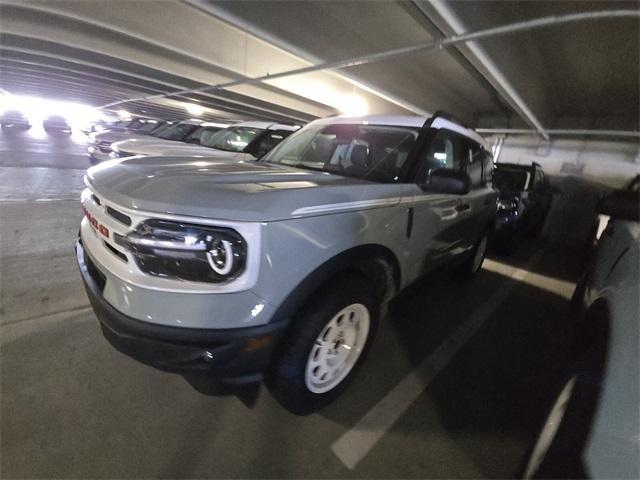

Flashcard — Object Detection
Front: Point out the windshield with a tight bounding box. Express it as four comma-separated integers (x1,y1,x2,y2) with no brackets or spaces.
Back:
494,168,530,191
262,124,419,183
151,123,173,137
185,126,224,145
157,123,199,141
138,121,162,134
128,119,146,130
201,126,264,151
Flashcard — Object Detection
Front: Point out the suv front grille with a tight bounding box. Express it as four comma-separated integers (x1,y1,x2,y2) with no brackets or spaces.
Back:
103,241,128,263
106,206,132,226
84,250,106,292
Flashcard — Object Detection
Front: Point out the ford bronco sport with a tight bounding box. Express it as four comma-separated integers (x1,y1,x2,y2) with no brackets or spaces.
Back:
76,112,496,414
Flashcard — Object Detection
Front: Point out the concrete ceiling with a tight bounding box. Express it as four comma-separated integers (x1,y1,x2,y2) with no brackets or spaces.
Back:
0,0,637,129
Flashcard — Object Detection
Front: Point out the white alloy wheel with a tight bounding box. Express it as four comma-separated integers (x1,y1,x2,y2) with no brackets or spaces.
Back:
305,303,370,394
472,235,488,273
523,377,577,479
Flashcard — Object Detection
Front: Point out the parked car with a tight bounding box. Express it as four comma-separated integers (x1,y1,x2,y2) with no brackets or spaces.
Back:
88,118,170,163
522,180,639,478
490,162,552,249
0,109,31,130
76,112,496,414
182,122,230,145
109,119,204,157
80,118,119,135
43,115,72,134
111,121,299,161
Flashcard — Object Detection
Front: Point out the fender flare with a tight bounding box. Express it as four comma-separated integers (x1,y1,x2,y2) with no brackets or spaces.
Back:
269,244,401,324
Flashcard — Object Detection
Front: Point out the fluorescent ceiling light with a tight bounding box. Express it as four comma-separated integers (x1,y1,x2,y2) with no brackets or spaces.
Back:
339,94,369,116
185,103,204,116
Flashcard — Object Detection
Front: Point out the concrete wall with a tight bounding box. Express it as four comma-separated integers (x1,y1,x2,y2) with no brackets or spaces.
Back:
493,135,640,189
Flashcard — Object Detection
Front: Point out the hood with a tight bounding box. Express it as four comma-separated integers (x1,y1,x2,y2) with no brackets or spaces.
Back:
86,156,403,222
112,137,187,155
92,131,148,144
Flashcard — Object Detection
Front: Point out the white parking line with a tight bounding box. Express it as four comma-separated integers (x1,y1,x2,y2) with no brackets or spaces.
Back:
330,252,544,470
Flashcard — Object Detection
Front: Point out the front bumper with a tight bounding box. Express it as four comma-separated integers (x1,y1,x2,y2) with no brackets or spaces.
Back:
491,211,524,237
76,240,286,385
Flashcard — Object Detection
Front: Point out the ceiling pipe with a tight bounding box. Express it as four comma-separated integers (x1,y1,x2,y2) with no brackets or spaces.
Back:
99,7,640,136
425,0,550,141
186,0,431,117
477,128,640,139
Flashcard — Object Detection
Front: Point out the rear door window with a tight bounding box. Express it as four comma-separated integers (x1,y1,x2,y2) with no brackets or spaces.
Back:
417,129,465,182
481,150,493,184
252,130,293,157
465,140,483,188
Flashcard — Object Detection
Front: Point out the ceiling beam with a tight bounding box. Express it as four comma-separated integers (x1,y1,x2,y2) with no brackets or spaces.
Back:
477,128,640,139
101,7,639,142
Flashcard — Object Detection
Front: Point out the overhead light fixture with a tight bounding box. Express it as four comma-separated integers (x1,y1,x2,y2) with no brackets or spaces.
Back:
185,103,204,116
339,94,369,116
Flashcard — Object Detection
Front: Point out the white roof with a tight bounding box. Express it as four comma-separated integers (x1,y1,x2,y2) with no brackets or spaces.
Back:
232,121,301,131
430,117,488,149
312,115,427,127
200,122,231,128
179,119,205,126
310,114,488,149
268,123,301,131
233,121,276,129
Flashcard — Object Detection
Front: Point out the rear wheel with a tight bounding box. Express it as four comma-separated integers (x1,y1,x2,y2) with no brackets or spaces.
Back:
459,233,488,279
266,274,378,415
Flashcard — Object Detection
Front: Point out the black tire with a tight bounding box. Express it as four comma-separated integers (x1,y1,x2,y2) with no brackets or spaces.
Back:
458,232,488,280
265,274,379,415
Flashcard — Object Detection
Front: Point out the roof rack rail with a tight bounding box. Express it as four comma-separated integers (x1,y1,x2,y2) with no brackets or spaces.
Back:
431,110,468,129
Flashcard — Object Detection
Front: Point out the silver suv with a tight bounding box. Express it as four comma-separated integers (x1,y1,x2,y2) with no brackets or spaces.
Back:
76,112,496,414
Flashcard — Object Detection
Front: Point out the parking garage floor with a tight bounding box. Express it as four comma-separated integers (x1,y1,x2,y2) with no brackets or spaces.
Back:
1,129,591,478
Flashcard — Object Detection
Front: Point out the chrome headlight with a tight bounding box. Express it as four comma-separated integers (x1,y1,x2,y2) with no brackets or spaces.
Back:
497,198,519,212
115,220,247,283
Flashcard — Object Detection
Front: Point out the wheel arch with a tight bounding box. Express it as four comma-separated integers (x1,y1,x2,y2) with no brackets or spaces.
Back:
270,243,401,324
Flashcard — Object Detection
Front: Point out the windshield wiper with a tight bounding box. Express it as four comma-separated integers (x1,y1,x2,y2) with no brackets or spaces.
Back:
290,163,326,173
209,145,236,152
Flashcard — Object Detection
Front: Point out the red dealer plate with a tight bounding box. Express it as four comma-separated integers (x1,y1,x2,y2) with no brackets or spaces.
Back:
82,206,110,238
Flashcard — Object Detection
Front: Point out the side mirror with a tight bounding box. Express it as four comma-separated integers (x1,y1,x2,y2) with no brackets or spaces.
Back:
422,168,470,195
597,189,639,222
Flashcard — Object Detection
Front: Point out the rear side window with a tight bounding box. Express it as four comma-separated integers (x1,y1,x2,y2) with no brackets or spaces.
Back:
252,130,293,158
481,150,493,184
417,130,465,182
466,141,483,188
533,169,544,189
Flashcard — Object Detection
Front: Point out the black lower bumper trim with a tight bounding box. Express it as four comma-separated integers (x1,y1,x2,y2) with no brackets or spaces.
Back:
76,240,286,383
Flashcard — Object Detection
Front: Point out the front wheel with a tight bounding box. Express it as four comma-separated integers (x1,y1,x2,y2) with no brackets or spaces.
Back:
266,274,378,415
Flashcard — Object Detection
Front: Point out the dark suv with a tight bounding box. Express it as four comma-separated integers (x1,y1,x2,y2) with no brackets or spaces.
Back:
491,162,552,247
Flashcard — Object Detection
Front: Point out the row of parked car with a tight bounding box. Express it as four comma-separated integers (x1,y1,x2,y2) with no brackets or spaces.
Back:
89,115,555,248
87,116,301,164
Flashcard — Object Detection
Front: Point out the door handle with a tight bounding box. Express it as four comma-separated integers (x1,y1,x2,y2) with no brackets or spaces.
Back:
455,203,471,213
